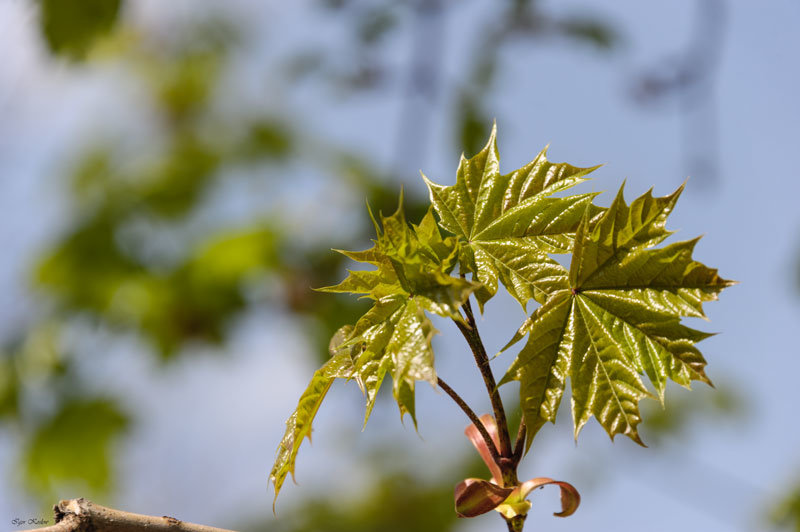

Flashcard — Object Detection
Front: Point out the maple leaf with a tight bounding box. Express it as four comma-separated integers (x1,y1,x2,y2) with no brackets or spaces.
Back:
499,183,734,448
270,198,480,504
270,126,735,524
268,326,359,509
320,201,479,424
423,124,601,310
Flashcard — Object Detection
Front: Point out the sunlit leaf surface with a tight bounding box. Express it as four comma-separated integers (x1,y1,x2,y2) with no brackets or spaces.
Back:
272,128,733,513
500,184,733,447
270,200,479,503
423,124,600,310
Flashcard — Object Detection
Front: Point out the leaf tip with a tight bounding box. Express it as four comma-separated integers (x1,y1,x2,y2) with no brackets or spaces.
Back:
572,423,584,443
496,371,514,388
396,186,405,214
398,407,420,433
269,473,285,515
616,179,627,198
622,428,647,448
365,199,381,236
478,120,499,158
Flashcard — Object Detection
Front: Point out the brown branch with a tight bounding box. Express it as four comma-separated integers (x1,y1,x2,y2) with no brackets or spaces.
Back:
512,418,527,464
437,376,500,463
23,498,237,532
455,300,513,459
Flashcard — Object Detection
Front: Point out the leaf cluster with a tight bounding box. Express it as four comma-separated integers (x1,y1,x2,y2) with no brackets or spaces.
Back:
270,125,733,504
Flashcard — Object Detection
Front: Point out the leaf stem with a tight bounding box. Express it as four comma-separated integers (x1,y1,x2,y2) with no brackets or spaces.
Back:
437,377,500,463
505,514,526,532
455,299,513,459
512,419,526,465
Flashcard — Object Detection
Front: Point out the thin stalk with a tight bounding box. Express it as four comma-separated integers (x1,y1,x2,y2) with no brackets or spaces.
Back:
455,298,513,458
505,514,526,532
455,283,526,531
512,419,527,464
437,377,500,463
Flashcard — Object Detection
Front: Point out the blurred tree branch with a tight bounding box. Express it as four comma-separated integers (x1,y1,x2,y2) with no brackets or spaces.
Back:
631,0,727,185
23,498,236,532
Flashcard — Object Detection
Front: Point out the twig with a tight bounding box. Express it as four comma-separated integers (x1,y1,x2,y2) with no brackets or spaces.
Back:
512,418,527,464
22,498,236,532
455,300,513,459
437,376,500,463
505,514,527,532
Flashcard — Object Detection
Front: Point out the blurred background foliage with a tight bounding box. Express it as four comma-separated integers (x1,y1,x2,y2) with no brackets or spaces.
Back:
38,0,122,60
1,0,795,531
771,483,800,532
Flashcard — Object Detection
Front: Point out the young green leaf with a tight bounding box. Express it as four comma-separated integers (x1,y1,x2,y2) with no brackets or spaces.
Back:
320,202,479,426
500,183,734,448
271,199,481,505
422,124,601,311
269,330,358,507
319,202,478,421
321,204,478,321
341,294,437,427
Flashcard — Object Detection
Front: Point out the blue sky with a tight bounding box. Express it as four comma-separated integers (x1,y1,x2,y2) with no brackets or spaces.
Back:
1,1,799,530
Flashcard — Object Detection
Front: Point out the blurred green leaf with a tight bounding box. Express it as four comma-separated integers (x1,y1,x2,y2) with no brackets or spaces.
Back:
357,7,397,45
154,52,222,122
559,17,618,50
23,398,129,500
37,220,280,359
38,0,122,59
770,480,800,532
266,472,459,532
137,227,280,357
239,121,293,160
261,440,493,532
281,250,371,362
187,229,278,287
640,384,742,443
71,149,114,208
37,213,142,314
455,95,490,158
140,134,221,217
336,155,430,223
0,355,19,419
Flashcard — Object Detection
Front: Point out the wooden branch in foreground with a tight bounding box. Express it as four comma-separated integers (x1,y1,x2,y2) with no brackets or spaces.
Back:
22,498,238,532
